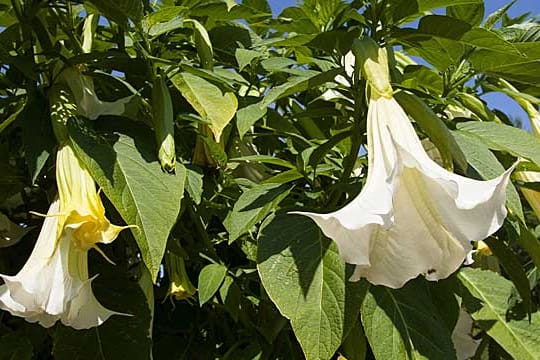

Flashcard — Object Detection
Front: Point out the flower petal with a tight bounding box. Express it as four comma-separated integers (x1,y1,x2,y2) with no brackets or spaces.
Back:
61,278,128,330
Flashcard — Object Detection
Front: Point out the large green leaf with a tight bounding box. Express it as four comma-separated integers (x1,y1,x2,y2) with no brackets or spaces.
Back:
390,0,483,24
446,2,484,26
21,94,55,184
86,0,143,25
198,263,227,306
399,15,519,54
236,102,267,139
453,130,524,221
53,259,152,360
171,72,238,142
459,268,540,360
68,121,186,280
224,183,291,243
484,236,532,316
361,281,457,360
262,68,342,107
456,121,540,166
469,43,540,85
257,215,367,360
0,333,33,360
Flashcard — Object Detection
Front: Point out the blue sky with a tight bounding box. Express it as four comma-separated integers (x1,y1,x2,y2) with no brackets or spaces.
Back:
266,0,540,128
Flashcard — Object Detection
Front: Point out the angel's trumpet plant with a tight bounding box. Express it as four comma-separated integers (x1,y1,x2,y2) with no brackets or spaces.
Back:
292,38,514,288
0,87,133,329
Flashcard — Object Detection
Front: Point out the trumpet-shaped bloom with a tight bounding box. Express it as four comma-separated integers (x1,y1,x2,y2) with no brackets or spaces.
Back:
0,145,131,328
293,43,513,288
60,67,134,120
166,252,196,301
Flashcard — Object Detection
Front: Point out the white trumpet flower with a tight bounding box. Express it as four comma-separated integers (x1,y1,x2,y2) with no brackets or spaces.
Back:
60,67,134,120
0,145,132,329
293,41,513,288
0,200,122,329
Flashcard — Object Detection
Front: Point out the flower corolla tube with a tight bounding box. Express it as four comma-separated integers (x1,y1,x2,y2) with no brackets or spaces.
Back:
60,67,134,121
293,40,514,288
0,145,132,328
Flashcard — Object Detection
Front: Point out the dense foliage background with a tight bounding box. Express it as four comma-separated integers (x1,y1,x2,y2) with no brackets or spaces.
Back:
1,0,540,359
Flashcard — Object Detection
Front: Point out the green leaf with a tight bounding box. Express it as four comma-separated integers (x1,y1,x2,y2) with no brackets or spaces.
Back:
257,215,367,360
186,19,213,70
68,121,186,280
86,0,143,25
361,280,457,360
21,95,55,184
395,91,467,171
262,169,304,184
236,102,267,139
0,213,32,248
235,48,262,71
484,236,532,316
171,72,238,142
341,321,367,360
456,121,540,166
185,165,204,205
262,68,342,107
0,98,25,134
413,15,519,54
224,183,291,243
468,42,540,86
219,276,241,321
453,130,524,221
516,222,540,271
447,2,484,26
459,268,540,360
229,155,296,169
53,260,152,360
0,333,33,360
390,0,483,24
483,0,517,29
198,263,227,306
401,65,444,94
308,130,352,169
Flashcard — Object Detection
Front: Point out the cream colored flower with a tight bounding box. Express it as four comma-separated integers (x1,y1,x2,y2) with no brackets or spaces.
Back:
452,309,480,360
292,41,513,288
166,252,196,301
59,67,133,120
0,145,132,328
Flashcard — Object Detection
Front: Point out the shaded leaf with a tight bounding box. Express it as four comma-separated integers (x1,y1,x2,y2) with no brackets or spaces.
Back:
198,263,227,306
459,268,540,360
68,121,186,280
257,215,367,360
457,121,540,166
361,280,457,360
172,72,238,142
224,183,291,243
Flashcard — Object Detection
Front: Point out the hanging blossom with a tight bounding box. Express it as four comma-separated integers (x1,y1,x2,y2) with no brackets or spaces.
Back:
292,39,514,288
58,67,135,121
0,145,133,329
